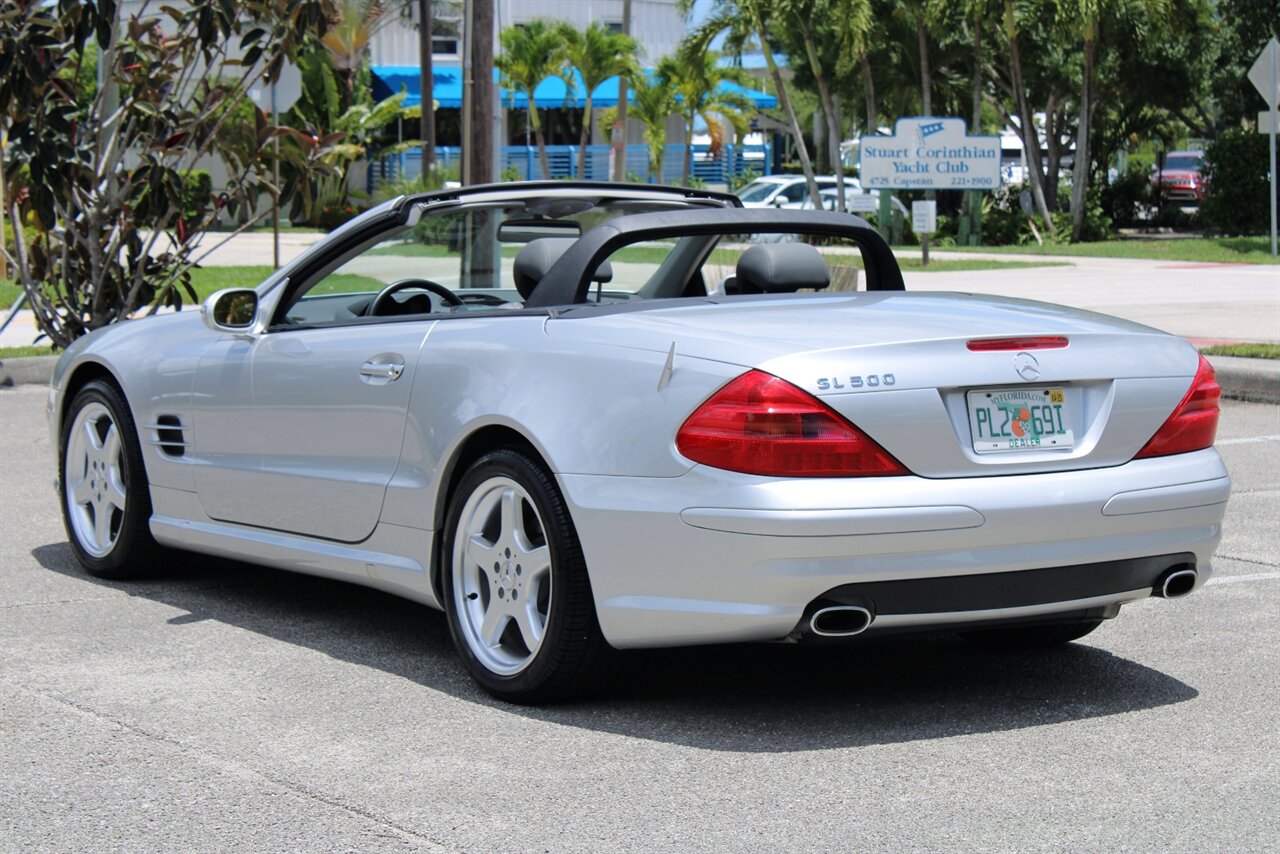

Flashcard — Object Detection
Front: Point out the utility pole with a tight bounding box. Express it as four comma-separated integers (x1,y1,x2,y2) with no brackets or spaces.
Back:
461,0,495,187
271,81,280,270
418,0,435,184
610,0,633,183
462,0,497,285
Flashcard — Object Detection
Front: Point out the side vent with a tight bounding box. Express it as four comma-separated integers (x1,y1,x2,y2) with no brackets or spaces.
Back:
146,415,189,458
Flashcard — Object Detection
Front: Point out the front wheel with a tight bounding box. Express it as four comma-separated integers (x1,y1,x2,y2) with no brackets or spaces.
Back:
59,379,160,578
442,449,616,703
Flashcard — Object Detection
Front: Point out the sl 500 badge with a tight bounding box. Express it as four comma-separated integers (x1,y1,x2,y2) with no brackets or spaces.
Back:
816,374,896,391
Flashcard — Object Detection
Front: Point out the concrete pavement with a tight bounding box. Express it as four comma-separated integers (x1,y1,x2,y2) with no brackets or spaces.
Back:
2,384,1277,851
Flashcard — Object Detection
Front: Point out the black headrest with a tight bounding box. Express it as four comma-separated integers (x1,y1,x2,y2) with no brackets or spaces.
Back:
735,243,830,294
512,237,613,300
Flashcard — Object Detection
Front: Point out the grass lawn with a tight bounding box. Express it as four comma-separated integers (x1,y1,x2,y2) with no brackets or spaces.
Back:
0,266,278,307
0,344,61,358
938,236,1279,264
1201,343,1280,359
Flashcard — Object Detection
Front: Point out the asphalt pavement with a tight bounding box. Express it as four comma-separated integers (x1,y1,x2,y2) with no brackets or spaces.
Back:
1,383,1277,852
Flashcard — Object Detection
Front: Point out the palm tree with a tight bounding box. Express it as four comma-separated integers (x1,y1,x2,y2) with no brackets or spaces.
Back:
661,48,753,186
496,19,572,180
686,0,821,205
322,0,394,106
562,22,640,180
1062,0,1165,240
627,71,679,182
779,0,875,210
1000,0,1055,233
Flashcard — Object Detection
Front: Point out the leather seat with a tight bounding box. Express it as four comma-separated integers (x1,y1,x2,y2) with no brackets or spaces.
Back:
734,243,831,294
513,238,613,301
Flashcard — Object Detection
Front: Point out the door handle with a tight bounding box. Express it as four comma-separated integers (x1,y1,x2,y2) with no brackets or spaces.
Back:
359,360,404,381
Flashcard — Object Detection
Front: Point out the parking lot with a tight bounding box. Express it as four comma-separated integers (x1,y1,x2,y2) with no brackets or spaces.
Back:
1,383,1277,852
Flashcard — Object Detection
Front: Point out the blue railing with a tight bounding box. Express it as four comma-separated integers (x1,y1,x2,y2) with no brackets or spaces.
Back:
368,143,772,192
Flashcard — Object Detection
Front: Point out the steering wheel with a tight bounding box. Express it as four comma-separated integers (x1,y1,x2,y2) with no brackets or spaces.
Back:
365,278,463,316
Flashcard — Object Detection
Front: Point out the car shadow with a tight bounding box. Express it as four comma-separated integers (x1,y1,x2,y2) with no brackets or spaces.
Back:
33,542,1198,753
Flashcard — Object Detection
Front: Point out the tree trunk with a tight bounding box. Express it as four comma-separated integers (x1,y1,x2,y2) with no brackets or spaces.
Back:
801,25,845,210
917,14,931,116
418,0,435,180
755,13,820,206
466,0,495,186
577,93,593,179
1045,97,1060,211
611,0,632,182
917,13,935,208
681,115,693,185
971,18,982,128
1070,35,1095,241
1005,2,1055,233
532,110,551,180
861,53,877,134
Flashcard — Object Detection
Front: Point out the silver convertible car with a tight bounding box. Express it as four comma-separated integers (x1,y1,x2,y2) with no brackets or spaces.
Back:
50,183,1230,702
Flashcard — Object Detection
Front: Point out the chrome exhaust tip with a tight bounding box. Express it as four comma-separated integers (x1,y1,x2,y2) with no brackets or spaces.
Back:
1155,568,1198,599
809,605,874,637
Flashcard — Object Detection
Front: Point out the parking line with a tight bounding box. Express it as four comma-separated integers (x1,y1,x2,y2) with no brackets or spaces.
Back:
1217,435,1280,446
1207,571,1280,585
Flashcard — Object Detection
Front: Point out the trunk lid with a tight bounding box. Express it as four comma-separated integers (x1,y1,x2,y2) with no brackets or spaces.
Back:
547,293,1201,476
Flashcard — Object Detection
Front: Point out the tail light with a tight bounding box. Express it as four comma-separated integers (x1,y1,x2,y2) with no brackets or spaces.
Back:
676,370,908,477
1135,355,1220,459
967,336,1068,351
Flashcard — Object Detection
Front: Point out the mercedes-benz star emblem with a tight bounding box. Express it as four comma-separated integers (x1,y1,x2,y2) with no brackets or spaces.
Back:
1013,352,1041,381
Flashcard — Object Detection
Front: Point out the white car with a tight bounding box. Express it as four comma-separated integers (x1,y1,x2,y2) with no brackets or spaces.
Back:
736,174,840,207
51,182,1229,703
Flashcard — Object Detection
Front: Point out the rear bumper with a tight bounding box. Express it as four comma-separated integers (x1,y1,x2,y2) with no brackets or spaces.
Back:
559,449,1229,649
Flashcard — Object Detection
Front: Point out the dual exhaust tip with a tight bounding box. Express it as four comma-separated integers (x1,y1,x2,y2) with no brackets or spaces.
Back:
1154,567,1198,599
806,566,1197,637
808,604,874,638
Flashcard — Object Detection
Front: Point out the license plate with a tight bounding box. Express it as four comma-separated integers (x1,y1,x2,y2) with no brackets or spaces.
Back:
966,387,1075,453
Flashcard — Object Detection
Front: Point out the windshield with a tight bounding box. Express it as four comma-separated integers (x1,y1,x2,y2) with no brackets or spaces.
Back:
736,181,781,203
1164,155,1202,172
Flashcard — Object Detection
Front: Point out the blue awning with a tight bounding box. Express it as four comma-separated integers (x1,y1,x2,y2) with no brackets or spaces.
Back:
370,65,777,110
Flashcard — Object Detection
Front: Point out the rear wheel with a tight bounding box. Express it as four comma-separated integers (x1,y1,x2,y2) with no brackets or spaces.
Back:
958,619,1103,648
442,449,616,703
59,379,159,578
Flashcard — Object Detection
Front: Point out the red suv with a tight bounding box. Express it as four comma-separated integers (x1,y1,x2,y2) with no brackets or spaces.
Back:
1152,150,1206,203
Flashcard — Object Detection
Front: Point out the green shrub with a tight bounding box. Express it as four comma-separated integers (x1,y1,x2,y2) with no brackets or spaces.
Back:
982,184,1035,246
1201,129,1270,235
180,170,214,222
316,203,361,231
1101,164,1154,228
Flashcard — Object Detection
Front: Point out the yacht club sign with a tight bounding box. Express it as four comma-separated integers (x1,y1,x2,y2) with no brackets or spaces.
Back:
859,117,1001,190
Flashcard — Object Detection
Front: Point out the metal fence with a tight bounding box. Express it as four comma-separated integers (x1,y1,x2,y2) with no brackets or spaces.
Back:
367,143,773,192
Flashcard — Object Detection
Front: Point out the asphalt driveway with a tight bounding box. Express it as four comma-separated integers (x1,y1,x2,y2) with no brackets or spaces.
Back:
2,384,1277,852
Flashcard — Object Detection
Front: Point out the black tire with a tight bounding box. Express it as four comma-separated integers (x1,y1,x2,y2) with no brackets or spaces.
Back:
59,379,160,579
958,618,1103,649
442,448,617,703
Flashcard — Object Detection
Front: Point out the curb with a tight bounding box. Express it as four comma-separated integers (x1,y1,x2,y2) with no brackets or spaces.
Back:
1205,355,1280,405
0,356,56,389
4,353,1278,405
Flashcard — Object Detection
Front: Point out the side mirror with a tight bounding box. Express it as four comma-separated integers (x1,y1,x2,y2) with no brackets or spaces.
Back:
202,288,259,333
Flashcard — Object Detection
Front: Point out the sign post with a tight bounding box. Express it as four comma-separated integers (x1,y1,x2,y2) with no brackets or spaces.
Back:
1248,37,1279,257
912,200,937,266
859,117,1002,191
859,117,1001,251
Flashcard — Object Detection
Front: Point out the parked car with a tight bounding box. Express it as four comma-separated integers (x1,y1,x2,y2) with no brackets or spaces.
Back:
51,182,1228,703
1152,150,1207,203
736,174,840,207
794,185,878,214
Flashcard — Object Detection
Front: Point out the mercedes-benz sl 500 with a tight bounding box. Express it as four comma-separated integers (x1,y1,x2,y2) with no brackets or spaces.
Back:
49,183,1229,702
